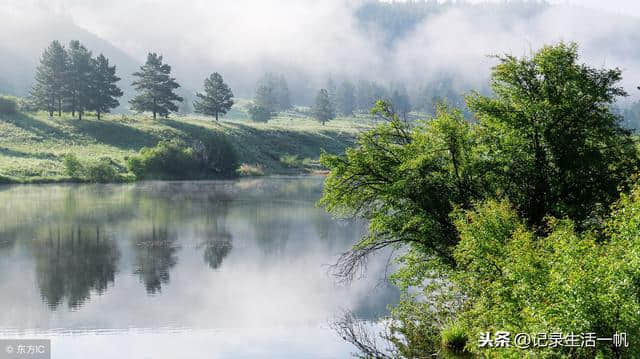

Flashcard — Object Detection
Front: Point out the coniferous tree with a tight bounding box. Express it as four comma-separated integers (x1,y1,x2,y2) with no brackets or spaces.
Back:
31,40,68,116
312,88,335,125
90,54,123,120
249,84,275,122
65,40,93,120
337,80,356,116
391,84,411,119
326,77,338,110
193,72,234,121
255,73,279,113
277,74,292,111
130,53,183,120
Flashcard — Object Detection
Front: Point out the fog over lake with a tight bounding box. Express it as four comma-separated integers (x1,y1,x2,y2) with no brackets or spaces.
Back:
0,177,397,358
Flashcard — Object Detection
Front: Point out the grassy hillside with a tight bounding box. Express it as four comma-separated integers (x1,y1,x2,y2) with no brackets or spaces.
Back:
0,109,373,183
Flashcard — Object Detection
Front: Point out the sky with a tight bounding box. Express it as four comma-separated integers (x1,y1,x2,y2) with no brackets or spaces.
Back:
2,0,640,102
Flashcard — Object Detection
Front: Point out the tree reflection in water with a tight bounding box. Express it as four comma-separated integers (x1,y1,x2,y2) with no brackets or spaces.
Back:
34,225,120,310
133,225,179,295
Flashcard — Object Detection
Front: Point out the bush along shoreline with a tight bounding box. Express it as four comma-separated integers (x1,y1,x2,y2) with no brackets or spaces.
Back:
56,138,240,183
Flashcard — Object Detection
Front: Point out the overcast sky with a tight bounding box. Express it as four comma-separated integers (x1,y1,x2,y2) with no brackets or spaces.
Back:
3,0,640,101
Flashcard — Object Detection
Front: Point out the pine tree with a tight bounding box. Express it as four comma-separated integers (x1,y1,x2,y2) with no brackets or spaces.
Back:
31,40,68,116
255,73,278,113
326,77,337,110
277,75,292,111
90,54,123,120
130,53,183,120
193,72,234,121
312,88,335,125
65,40,94,120
249,84,275,122
337,80,356,116
391,84,411,119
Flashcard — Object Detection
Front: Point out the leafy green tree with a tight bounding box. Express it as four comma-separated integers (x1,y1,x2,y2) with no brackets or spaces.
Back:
90,54,123,120
65,40,94,120
337,80,356,116
31,40,68,116
130,53,183,120
321,43,640,357
467,42,638,227
312,89,335,125
193,72,234,121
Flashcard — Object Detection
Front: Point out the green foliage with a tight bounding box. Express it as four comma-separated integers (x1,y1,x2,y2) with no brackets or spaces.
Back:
31,40,68,116
90,53,123,119
85,158,119,183
467,42,638,226
65,40,94,120
193,72,234,121
30,40,122,119
130,53,183,120
312,88,336,125
440,323,469,352
126,138,238,180
321,101,482,267
253,72,290,113
0,96,18,115
62,154,83,177
320,43,640,358
337,80,356,116
247,103,272,122
62,154,121,182
280,154,302,168
451,199,640,358
390,85,411,118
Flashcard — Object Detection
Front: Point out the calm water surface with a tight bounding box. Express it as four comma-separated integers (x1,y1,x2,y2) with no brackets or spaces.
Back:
0,177,397,358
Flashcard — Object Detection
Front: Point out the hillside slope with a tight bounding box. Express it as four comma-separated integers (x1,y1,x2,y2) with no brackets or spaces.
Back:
0,110,369,183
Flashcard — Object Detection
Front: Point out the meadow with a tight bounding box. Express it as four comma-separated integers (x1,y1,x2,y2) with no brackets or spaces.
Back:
0,105,374,183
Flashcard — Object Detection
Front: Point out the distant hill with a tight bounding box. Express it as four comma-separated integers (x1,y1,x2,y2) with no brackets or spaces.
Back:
0,7,139,109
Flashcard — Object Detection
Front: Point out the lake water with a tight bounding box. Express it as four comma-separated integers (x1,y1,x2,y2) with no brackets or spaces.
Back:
0,177,397,358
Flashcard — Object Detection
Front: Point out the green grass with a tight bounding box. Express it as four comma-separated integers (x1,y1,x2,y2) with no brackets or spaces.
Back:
0,108,373,183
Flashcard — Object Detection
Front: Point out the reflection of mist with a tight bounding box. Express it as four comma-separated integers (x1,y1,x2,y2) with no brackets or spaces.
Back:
33,225,120,310
132,225,179,295
0,177,398,340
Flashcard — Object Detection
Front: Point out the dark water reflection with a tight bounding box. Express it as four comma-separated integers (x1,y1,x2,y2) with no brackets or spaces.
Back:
0,177,397,358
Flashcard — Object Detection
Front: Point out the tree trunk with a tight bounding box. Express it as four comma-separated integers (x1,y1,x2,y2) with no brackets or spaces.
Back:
153,111,156,120
97,111,101,120
215,112,219,122
79,111,82,120
58,99,62,117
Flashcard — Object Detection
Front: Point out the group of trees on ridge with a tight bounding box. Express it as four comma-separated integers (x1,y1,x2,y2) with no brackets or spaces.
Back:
29,40,469,125
32,40,122,120
31,40,235,121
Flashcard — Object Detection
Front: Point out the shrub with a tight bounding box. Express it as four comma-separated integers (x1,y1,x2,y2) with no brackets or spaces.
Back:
247,104,272,122
127,138,238,180
85,158,119,183
280,154,302,168
62,154,84,178
440,323,468,352
0,96,18,115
